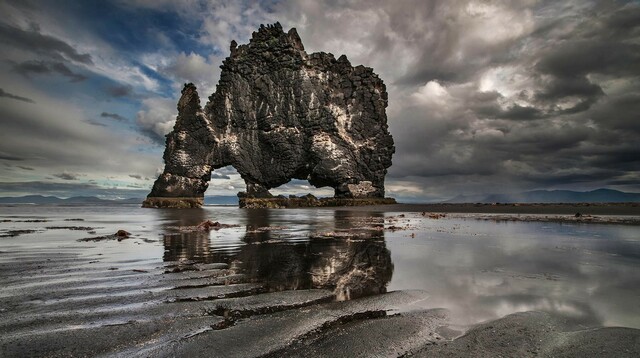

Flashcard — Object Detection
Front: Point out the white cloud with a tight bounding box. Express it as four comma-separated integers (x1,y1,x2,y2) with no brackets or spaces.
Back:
136,97,177,142
198,2,277,49
161,51,221,95
410,81,453,108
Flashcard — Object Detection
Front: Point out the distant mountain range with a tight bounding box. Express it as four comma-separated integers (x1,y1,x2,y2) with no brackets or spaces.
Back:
1,189,638,205
445,189,640,203
203,196,238,205
0,195,142,205
0,195,240,205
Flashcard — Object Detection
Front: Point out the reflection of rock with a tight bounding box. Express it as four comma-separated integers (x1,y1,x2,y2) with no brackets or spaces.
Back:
160,209,212,263
144,22,394,208
237,210,393,299
159,208,393,300
311,240,393,301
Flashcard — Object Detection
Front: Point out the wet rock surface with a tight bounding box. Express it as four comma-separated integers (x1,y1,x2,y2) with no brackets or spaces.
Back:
0,229,40,237
239,196,396,208
144,23,394,208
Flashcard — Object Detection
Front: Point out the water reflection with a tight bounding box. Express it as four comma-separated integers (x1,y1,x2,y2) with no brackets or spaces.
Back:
161,209,210,262
154,208,640,328
160,209,393,300
385,219,640,328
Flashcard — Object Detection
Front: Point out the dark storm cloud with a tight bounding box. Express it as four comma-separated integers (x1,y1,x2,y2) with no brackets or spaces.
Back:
605,4,640,33
0,181,97,192
52,172,80,180
588,93,640,132
0,23,93,64
585,146,640,171
375,0,640,196
83,119,107,127
535,40,640,79
105,84,134,97
533,76,604,113
0,151,26,161
17,166,34,171
515,169,627,187
387,1,532,86
101,112,128,122
474,103,545,121
0,88,35,103
11,60,87,82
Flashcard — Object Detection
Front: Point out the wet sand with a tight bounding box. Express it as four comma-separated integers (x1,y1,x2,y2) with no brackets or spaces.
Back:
329,202,640,214
1,205,639,357
328,202,640,225
2,248,638,357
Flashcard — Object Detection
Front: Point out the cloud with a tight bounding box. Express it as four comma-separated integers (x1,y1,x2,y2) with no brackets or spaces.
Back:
104,84,134,97
11,60,87,82
161,51,221,95
0,87,35,103
0,150,26,161
82,119,107,127
17,166,34,170
101,112,128,122
135,96,176,144
211,173,231,180
269,179,334,197
0,22,92,64
129,174,143,179
0,89,162,182
52,172,81,180
362,1,640,196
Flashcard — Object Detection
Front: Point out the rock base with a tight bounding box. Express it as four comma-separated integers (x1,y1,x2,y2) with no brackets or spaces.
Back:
239,197,397,209
142,197,203,209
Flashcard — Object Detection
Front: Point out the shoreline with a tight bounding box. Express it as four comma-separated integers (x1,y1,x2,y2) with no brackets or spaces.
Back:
328,202,640,215
286,202,640,225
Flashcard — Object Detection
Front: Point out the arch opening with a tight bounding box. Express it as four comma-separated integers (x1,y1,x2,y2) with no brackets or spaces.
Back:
203,166,335,205
203,165,243,205
269,179,334,198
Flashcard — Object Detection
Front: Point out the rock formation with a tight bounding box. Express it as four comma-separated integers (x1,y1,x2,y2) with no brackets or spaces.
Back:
143,22,394,208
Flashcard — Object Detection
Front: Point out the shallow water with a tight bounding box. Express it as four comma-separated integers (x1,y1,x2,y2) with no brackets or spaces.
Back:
1,205,639,356
1,205,638,327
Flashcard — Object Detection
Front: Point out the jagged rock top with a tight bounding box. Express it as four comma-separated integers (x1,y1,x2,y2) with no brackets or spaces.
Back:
144,23,394,207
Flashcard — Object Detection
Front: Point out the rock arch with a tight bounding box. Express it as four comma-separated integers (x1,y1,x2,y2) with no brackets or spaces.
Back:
143,23,394,208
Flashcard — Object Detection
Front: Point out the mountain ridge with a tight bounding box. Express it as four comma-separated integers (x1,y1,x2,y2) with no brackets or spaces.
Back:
445,189,640,203
1,188,639,205
0,195,241,205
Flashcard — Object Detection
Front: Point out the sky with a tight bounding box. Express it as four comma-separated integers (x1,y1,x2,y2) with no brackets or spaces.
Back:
0,0,638,202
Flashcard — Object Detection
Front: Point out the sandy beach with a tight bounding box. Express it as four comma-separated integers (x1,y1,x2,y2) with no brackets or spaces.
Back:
1,205,639,357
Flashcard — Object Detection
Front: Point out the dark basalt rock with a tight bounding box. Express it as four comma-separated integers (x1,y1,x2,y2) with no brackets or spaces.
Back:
144,22,394,208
